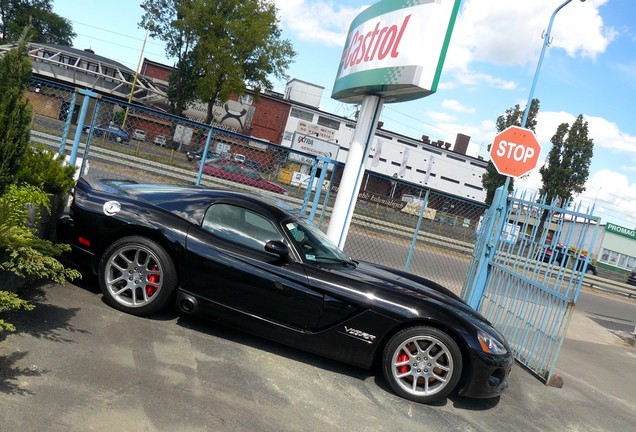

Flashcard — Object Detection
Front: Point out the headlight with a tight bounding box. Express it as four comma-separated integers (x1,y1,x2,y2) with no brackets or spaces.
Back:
477,330,508,355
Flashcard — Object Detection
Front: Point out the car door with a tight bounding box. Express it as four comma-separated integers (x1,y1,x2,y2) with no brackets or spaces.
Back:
183,202,323,331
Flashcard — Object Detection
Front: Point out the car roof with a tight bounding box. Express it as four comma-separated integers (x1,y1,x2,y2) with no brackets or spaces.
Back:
82,177,301,222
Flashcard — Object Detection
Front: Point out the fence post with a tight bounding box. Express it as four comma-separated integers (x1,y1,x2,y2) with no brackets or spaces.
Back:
69,89,99,167
318,167,337,228
59,91,77,154
195,127,214,186
308,156,331,222
404,190,430,272
77,99,102,177
300,157,320,216
467,185,507,309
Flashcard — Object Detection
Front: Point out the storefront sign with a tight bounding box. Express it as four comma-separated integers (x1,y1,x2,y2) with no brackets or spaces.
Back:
332,0,461,104
288,132,339,165
606,223,636,239
296,121,336,141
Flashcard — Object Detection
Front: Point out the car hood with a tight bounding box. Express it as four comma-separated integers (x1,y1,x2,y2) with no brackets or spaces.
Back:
312,260,488,325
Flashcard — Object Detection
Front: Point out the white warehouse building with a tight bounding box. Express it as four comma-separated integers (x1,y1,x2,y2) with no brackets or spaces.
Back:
279,79,488,202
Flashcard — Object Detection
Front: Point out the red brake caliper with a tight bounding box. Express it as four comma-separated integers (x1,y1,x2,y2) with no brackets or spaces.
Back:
397,350,409,374
146,265,159,297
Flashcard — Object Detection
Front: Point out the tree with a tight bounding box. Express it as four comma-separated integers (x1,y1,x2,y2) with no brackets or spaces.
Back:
0,28,32,195
140,0,296,122
481,99,540,204
0,0,75,45
0,27,79,333
539,114,594,205
166,51,198,115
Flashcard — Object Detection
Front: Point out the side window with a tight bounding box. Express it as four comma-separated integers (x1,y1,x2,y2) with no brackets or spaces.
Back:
202,203,283,251
286,222,320,261
222,162,240,174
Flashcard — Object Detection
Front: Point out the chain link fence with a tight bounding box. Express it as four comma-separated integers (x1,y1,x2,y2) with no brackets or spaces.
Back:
328,171,487,293
27,77,486,292
28,78,319,201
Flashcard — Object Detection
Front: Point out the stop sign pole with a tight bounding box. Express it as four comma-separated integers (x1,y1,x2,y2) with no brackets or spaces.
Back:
490,126,542,179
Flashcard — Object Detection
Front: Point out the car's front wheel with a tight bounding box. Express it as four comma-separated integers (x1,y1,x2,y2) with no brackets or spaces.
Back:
382,326,462,404
98,236,177,316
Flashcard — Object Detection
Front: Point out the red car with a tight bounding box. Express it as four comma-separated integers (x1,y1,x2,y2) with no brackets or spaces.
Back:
197,159,287,195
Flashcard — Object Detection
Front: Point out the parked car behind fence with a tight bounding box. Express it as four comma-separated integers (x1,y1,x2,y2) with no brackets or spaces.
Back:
132,129,147,141
82,124,129,143
538,244,597,275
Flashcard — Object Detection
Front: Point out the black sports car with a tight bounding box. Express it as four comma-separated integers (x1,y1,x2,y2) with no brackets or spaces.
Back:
57,177,513,404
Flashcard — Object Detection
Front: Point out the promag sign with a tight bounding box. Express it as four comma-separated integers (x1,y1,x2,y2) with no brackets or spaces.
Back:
331,0,461,104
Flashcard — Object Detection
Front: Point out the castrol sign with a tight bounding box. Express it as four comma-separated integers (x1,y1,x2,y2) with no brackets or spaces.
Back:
332,0,461,104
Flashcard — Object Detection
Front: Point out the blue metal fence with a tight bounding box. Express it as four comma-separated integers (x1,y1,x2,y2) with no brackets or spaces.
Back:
462,185,600,383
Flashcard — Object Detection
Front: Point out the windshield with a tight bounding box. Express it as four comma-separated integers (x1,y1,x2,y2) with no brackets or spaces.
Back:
285,218,351,264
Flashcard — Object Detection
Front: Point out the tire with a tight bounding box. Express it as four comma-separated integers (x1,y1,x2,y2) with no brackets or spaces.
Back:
98,236,177,316
115,136,123,143
382,326,462,404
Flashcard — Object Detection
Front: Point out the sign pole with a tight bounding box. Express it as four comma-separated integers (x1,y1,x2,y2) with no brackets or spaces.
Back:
326,95,383,248
327,0,460,249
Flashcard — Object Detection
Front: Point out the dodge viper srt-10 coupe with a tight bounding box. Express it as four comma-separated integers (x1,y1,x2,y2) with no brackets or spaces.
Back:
57,177,513,404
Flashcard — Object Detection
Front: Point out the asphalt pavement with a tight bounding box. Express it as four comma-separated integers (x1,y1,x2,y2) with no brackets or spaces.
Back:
1,280,635,432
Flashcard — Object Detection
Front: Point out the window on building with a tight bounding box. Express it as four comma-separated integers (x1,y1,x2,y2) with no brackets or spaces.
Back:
239,94,253,105
599,248,636,270
317,116,340,130
464,183,484,191
447,154,466,162
290,107,313,122
440,176,460,184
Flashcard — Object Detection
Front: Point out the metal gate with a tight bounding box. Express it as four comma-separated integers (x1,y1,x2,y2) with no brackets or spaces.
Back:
462,185,600,383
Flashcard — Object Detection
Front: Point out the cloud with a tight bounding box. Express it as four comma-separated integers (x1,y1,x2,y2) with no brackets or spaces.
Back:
426,110,456,122
578,170,636,227
443,0,615,89
442,99,475,113
275,0,368,46
529,111,636,169
584,115,636,155
447,70,518,91
450,0,612,67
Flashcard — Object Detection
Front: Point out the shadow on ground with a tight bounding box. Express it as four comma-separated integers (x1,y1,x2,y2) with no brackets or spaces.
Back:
0,280,86,395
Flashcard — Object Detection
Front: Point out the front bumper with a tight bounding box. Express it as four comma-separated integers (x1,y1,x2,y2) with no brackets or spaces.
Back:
459,349,514,399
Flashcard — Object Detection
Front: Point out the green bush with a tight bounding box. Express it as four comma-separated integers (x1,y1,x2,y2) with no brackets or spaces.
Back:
0,184,81,282
16,145,76,196
0,184,81,332
0,28,32,196
0,290,34,332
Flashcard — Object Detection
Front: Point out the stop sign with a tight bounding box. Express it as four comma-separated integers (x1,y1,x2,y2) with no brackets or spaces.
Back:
489,126,541,178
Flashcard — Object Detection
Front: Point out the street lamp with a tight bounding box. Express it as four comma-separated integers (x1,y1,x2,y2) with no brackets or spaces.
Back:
521,0,586,128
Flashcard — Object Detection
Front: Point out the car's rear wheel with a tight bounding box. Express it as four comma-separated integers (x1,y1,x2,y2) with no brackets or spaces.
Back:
98,236,177,316
382,326,462,404
115,136,123,143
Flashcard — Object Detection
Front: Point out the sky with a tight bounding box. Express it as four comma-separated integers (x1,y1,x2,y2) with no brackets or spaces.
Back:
51,0,636,228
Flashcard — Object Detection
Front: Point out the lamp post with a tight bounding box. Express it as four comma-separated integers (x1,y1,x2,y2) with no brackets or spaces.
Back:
521,0,586,128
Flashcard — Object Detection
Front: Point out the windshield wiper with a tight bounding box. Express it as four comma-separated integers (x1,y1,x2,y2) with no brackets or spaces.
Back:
314,256,358,268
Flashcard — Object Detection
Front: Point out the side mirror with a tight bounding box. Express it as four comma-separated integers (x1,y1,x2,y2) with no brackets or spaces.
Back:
265,240,289,257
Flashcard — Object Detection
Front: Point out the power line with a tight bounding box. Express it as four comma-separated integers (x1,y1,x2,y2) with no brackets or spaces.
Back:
69,20,165,48
73,31,166,59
